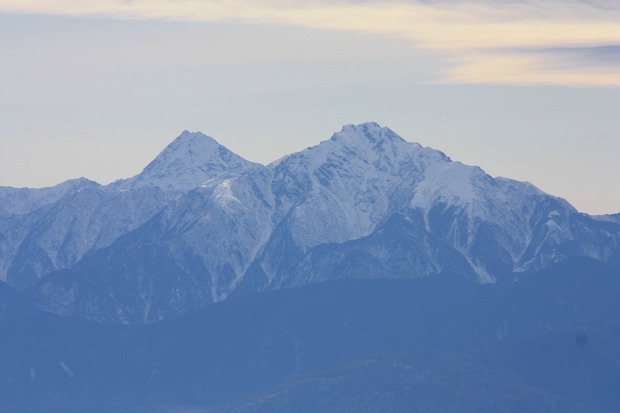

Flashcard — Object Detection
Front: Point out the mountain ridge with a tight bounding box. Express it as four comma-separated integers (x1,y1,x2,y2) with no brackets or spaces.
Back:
1,122,618,323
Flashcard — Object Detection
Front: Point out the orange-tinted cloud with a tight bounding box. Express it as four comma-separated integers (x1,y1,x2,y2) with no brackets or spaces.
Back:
2,0,619,85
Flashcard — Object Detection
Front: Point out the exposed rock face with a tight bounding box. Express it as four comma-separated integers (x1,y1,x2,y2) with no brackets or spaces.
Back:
1,123,618,323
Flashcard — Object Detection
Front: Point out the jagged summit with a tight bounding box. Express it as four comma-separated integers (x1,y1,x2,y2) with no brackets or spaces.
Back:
159,130,218,155
327,122,412,154
332,122,407,145
273,122,424,171
326,122,452,167
115,131,262,192
2,123,619,323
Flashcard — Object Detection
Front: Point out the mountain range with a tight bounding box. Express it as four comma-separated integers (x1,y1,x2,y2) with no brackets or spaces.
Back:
0,122,618,324
1,122,619,412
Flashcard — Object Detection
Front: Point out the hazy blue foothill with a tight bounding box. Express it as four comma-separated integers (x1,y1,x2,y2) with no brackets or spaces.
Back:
1,259,619,412
1,123,619,412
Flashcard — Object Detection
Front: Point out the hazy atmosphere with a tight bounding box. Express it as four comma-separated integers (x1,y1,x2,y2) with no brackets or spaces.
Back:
2,4,620,412
1,0,619,214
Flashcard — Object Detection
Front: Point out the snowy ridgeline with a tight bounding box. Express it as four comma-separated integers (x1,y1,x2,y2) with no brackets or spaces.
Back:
1,122,618,323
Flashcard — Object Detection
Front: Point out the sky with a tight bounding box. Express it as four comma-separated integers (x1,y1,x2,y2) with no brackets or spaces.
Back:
0,0,619,214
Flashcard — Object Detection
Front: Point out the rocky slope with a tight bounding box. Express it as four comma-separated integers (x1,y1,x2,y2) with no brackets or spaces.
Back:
1,123,618,323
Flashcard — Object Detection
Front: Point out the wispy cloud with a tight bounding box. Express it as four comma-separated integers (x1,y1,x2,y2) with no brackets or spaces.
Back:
2,0,619,85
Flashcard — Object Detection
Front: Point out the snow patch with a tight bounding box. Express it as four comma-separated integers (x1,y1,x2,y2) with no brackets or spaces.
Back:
59,361,75,378
214,179,240,206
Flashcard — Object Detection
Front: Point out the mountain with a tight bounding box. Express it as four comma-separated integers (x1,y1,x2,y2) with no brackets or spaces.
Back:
2,259,619,412
1,122,619,323
1,123,619,412
112,130,262,192
0,131,259,290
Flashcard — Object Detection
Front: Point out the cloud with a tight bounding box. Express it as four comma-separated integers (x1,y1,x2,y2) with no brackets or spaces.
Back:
443,50,620,86
2,0,619,86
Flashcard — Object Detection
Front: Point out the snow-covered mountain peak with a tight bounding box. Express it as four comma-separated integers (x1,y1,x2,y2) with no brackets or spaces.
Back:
162,130,218,154
276,122,424,172
331,122,417,152
115,131,262,192
143,130,227,175
328,122,456,168
265,123,436,249
334,122,406,144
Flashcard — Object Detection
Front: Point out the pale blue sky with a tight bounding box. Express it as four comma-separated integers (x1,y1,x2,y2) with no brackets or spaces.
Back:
1,1,619,214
